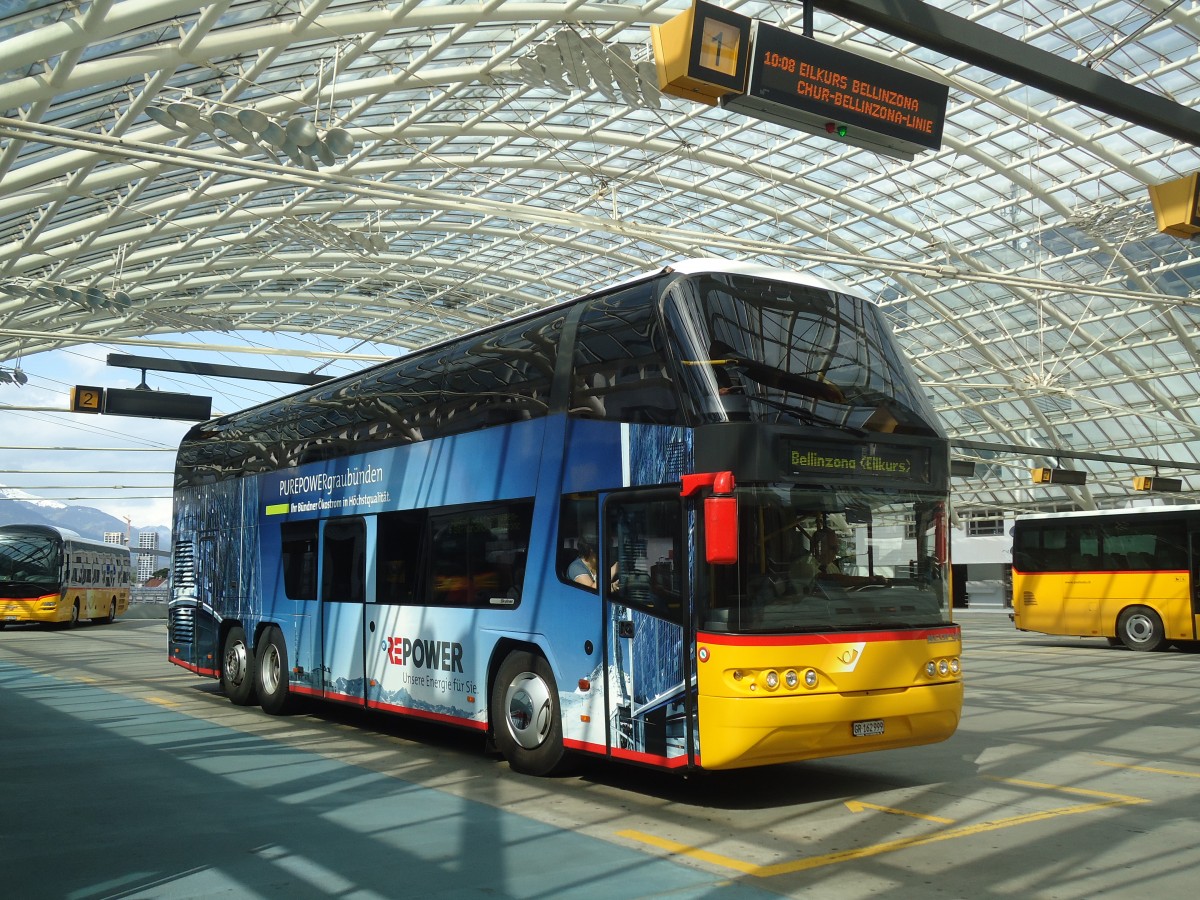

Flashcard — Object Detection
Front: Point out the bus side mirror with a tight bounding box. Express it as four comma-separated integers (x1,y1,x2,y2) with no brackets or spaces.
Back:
704,494,738,565
682,470,739,565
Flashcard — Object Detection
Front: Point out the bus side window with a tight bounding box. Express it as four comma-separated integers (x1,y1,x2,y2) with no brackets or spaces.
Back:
280,521,318,600
377,510,427,604
558,494,600,592
322,517,366,603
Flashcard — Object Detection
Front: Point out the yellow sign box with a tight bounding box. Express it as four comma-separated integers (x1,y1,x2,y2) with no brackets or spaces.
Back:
651,1,751,105
70,384,104,413
1148,172,1200,238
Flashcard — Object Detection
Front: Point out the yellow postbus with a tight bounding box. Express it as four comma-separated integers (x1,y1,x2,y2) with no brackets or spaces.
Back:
0,524,131,628
1011,506,1200,651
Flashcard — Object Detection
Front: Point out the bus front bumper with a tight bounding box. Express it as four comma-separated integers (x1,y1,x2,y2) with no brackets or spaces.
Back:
697,681,963,770
1,596,67,625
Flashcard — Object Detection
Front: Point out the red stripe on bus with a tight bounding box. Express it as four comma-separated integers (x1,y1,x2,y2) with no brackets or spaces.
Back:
367,697,488,731
169,656,218,677
697,627,959,646
563,737,691,768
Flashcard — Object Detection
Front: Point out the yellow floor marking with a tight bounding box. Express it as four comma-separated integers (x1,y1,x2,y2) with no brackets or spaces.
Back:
844,800,955,823
619,779,1147,877
985,775,1144,803
1094,760,1200,779
146,697,181,708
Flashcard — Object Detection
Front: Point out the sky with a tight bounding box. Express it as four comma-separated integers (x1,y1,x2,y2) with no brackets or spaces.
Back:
0,332,400,530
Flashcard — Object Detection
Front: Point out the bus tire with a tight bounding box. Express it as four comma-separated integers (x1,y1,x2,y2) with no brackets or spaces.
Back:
65,600,80,629
98,599,116,624
220,626,258,706
1117,607,1167,652
256,627,293,716
491,651,565,776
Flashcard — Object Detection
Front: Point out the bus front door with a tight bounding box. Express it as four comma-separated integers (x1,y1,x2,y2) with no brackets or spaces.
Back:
319,516,370,704
602,490,693,768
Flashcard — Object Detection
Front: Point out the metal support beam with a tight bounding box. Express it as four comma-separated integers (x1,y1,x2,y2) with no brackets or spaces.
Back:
107,353,328,386
952,438,1200,472
814,0,1200,147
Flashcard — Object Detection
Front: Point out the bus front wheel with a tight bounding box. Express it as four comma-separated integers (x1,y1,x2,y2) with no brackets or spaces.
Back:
1117,607,1167,652
491,651,565,776
256,627,293,716
220,626,258,705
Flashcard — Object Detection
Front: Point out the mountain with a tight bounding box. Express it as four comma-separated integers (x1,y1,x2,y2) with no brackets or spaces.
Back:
0,487,170,546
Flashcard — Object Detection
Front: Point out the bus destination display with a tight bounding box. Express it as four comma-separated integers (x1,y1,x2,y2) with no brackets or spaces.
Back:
784,439,931,484
741,21,948,156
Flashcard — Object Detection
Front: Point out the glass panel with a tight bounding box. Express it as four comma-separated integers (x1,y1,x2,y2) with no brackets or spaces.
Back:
699,486,950,633
605,492,684,624
0,531,61,591
664,273,942,436
571,283,683,425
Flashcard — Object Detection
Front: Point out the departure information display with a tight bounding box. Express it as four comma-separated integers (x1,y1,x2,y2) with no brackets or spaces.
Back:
746,21,948,154
784,439,932,484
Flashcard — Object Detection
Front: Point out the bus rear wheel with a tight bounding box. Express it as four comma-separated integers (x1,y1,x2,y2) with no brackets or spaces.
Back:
220,626,258,705
256,627,293,716
1117,607,1167,652
491,651,565,776
97,599,116,625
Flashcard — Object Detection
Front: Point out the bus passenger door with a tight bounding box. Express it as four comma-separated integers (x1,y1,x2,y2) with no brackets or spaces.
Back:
320,516,370,704
602,490,691,767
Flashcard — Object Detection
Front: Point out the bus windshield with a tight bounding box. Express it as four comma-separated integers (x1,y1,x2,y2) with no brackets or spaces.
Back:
700,487,950,633
664,273,941,435
0,531,62,595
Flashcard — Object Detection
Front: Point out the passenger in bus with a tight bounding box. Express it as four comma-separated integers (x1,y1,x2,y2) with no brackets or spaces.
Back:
568,538,617,592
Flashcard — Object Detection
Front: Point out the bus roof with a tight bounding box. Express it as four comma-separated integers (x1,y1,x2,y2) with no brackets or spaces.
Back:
663,258,869,300
1016,504,1200,522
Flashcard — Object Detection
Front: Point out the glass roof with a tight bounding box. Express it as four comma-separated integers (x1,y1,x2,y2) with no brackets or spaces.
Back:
0,0,1199,516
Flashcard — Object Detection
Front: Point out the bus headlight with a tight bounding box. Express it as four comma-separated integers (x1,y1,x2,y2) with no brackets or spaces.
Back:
937,659,950,677
949,657,961,675
785,669,799,689
925,661,937,678
804,668,818,688
764,670,779,690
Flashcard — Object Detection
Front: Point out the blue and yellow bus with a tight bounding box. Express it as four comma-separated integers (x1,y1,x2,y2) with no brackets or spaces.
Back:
168,259,961,774
0,524,131,628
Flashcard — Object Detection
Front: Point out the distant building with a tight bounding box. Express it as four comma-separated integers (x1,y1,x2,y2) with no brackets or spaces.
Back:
103,531,125,546
135,531,160,584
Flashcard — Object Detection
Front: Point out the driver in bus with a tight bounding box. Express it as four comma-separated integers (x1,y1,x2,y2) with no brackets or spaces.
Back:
811,526,890,587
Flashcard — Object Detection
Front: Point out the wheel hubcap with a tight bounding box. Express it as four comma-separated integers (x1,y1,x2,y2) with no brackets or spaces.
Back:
261,645,280,694
225,641,247,685
1126,614,1153,643
505,672,552,750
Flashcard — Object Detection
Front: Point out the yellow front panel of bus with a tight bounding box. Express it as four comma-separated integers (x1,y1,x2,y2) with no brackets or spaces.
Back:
695,629,962,770
1013,570,1192,640
1,593,68,624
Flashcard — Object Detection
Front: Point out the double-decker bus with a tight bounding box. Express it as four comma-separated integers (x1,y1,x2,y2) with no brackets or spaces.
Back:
0,524,131,628
168,259,961,774
1012,505,1200,651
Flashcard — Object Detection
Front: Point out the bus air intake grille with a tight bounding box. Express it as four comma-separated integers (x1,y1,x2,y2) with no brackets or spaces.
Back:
170,605,195,643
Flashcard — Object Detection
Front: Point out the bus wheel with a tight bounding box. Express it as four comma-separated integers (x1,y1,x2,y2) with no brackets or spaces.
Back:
66,600,80,629
220,626,258,706
1117,607,1167,652
99,599,116,624
491,651,564,776
256,627,293,716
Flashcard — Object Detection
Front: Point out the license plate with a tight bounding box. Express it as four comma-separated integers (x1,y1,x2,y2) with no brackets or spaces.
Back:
852,719,885,737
